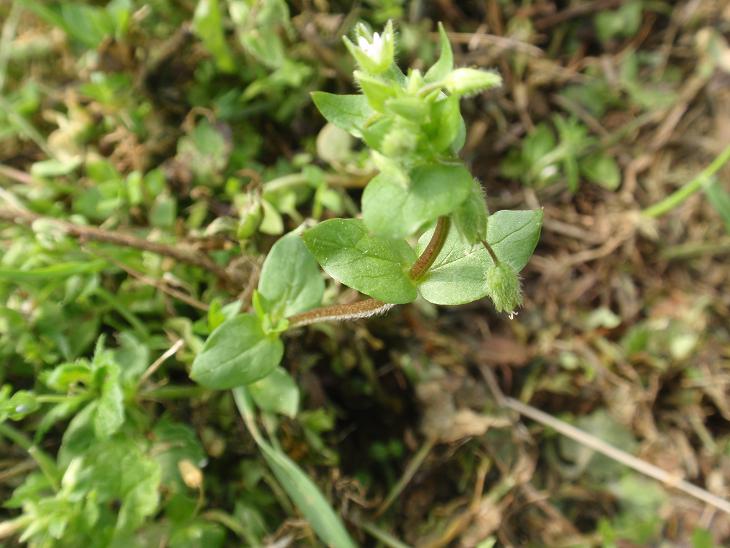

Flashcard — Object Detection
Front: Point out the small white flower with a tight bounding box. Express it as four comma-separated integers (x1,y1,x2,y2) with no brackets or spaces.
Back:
358,32,384,63
344,20,395,75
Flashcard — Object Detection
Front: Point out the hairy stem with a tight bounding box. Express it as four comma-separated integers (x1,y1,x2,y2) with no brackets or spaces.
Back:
0,207,235,287
287,298,394,328
481,239,500,265
409,216,450,279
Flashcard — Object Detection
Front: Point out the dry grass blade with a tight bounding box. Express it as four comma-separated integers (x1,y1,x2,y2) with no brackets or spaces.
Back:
503,397,730,515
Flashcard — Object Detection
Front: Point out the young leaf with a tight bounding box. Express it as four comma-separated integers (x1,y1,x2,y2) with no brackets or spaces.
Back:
258,233,324,318
193,0,235,72
191,314,284,389
248,367,299,418
581,152,621,191
424,23,453,83
487,209,543,272
362,163,472,239
93,363,124,439
302,219,417,304
311,92,373,138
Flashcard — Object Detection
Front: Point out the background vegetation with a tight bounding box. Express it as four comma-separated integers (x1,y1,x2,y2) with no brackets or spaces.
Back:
1,0,729,546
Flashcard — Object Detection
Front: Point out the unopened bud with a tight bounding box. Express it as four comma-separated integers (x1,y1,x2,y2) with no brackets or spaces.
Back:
444,68,502,97
485,262,522,313
381,125,418,157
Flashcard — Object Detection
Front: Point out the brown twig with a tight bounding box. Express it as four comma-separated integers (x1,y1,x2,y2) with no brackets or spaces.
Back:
533,0,625,30
90,248,209,311
0,207,235,287
478,365,730,516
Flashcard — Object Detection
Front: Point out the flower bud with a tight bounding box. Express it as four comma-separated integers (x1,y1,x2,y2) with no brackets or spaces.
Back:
485,262,522,313
444,68,502,97
344,20,395,75
381,124,418,158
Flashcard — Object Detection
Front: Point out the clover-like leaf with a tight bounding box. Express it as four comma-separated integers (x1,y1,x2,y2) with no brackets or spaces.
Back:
362,163,472,239
302,219,417,304
191,314,283,389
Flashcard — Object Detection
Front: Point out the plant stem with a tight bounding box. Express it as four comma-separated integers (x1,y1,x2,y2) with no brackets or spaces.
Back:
409,216,450,279
481,239,500,265
642,144,730,218
287,298,394,328
287,216,452,328
263,172,372,194
0,207,235,287
0,422,33,450
139,385,208,400
0,423,60,491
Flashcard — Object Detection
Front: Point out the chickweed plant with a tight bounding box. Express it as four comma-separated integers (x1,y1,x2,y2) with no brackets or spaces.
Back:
191,21,543,389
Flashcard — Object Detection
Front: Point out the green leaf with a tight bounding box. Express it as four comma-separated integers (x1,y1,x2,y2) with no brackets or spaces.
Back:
30,157,82,178
191,314,284,389
523,124,556,166
453,179,488,243
234,388,357,548
93,363,124,438
0,390,40,421
487,210,543,272
704,178,730,233
595,1,643,43
0,260,107,283
417,209,542,305
248,367,299,418
427,95,463,153
193,0,235,72
581,152,621,190
416,226,491,305
151,419,206,491
311,92,373,138
258,233,324,318
302,219,417,304
362,163,472,239
425,22,453,83
84,437,162,532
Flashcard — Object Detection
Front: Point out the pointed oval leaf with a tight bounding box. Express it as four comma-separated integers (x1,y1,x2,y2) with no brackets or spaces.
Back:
191,314,283,389
425,23,453,83
302,219,417,304
311,92,372,138
258,233,324,318
417,209,542,305
487,209,543,272
249,367,299,418
363,163,472,239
